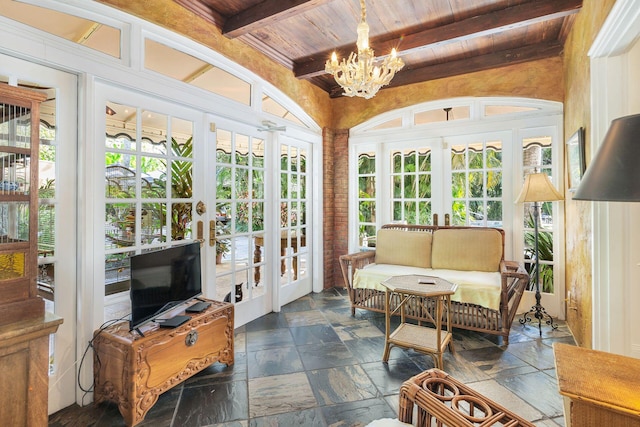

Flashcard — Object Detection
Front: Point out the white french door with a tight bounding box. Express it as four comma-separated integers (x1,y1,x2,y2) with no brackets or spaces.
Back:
0,54,78,414
209,121,315,325
277,135,312,306
442,131,512,238
382,138,446,226
210,117,272,327
377,131,512,236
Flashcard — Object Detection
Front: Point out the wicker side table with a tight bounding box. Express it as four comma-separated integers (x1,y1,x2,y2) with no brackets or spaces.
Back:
398,368,535,426
381,275,457,369
554,343,640,427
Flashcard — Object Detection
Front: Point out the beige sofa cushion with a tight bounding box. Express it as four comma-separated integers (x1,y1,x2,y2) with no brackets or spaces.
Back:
353,264,503,310
431,228,502,272
375,229,432,268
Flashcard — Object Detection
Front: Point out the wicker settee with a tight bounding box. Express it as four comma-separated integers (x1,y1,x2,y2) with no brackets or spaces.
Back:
339,224,529,344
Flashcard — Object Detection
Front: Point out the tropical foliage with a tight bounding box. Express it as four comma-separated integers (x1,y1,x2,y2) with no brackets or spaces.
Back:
104,137,194,244
524,212,554,293
164,137,192,240
357,145,503,234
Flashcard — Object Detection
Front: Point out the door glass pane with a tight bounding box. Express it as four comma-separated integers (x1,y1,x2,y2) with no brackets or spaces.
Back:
418,201,431,224
393,175,401,198
418,149,431,172
105,202,135,249
141,202,162,244
404,175,416,198
141,156,166,198
418,174,431,198
141,111,167,154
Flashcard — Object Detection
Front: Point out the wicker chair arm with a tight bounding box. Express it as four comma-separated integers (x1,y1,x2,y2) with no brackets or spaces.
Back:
344,250,376,268
499,259,530,331
500,260,528,280
339,251,376,290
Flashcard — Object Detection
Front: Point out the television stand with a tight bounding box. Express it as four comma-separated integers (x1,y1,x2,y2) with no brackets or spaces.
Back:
93,299,233,426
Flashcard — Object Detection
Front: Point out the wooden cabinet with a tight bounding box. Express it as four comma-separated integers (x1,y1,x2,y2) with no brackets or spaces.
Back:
0,84,63,426
93,299,234,426
0,312,62,425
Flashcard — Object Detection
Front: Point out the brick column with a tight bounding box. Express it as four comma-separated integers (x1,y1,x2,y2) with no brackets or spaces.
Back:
322,128,350,289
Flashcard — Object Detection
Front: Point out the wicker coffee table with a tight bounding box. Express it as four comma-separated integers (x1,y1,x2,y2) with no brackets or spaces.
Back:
381,274,457,369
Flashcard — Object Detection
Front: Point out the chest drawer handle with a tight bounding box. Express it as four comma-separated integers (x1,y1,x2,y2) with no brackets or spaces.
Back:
185,330,199,346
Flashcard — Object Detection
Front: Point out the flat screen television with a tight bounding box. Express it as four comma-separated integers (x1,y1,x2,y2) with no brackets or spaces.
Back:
129,242,202,331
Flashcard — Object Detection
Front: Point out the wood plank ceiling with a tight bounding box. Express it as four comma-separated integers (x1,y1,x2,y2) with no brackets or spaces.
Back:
174,0,582,97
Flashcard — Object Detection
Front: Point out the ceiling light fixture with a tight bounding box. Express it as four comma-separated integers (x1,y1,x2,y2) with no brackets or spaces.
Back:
325,0,404,99
257,120,286,132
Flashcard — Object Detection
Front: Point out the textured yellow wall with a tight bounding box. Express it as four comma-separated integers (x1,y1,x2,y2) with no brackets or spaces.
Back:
330,57,564,129
562,0,616,348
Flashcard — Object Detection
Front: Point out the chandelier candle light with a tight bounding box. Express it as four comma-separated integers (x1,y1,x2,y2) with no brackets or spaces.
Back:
325,0,404,99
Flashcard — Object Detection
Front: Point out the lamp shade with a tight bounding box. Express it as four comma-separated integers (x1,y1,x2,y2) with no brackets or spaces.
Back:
515,173,563,203
574,114,640,201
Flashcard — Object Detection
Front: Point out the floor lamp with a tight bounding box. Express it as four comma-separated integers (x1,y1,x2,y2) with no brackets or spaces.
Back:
516,172,563,335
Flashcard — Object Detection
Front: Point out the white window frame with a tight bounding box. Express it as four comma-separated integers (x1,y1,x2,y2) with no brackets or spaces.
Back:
349,97,564,319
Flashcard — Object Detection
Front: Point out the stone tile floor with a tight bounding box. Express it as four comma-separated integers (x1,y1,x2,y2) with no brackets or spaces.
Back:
49,287,575,426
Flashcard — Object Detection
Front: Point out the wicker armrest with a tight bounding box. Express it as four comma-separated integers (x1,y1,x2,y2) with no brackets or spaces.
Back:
499,260,530,330
500,260,528,280
343,250,376,267
339,250,376,289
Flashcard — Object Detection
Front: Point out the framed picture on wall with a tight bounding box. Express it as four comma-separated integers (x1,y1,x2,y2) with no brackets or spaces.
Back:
567,127,586,191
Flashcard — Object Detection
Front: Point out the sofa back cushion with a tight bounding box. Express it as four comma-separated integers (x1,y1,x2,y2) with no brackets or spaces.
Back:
375,229,432,268
431,228,502,272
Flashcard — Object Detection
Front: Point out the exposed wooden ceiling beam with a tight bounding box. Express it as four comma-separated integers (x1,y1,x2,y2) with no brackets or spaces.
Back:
328,41,564,97
223,0,332,38
174,0,226,28
238,34,296,69
297,0,581,79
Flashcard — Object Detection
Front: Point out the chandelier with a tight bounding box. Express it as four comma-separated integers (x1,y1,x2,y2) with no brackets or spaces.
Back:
325,0,404,99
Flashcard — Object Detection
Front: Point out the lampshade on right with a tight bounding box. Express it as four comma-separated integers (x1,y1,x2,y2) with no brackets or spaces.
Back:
573,113,640,201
